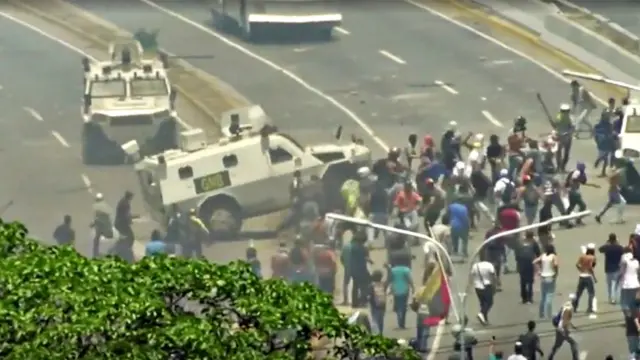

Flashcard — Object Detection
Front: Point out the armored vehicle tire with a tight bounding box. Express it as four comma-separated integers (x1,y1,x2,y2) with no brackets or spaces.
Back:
199,196,243,239
321,162,359,214
82,124,122,165
150,118,179,154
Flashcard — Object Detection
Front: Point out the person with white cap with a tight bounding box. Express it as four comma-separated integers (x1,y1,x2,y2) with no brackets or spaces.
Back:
548,294,580,360
572,243,597,317
493,169,515,208
506,341,527,360
90,192,114,258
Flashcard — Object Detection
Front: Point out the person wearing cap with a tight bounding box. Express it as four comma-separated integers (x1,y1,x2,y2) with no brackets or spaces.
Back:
506,341,527,360
554,103,574,173
572,243,597,317
90,192,113,258
493,169,515,208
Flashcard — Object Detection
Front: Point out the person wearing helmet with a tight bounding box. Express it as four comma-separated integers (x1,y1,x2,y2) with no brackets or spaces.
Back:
570,79,597,137
554,104,574,173
513,115,527,134
91,192,114,258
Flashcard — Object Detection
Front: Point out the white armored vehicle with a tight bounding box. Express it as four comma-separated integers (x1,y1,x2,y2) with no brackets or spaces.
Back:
563,70,640,159
124,105,371,238
212,0,342,42
82,40,178,164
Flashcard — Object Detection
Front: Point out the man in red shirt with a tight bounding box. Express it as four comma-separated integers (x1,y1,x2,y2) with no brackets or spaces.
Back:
393,181,422,231
497,204,521,274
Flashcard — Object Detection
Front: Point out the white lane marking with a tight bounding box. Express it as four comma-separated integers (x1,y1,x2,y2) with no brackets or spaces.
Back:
334,26,350,35
481,96,487,101
23,106,43,121
51,130,70,147
0,84,3,90
435,80,459,95
0,12,192,130
489,59,513,65
482,110,503,127
293,47,311,53
81,173,93,194
403,0,607,106
426,319,445,360
137,0,389,151
379,50,407,65
579,351,588,360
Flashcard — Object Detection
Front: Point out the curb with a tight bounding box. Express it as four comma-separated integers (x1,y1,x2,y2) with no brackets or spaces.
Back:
442,0,628,100
10,0,248,128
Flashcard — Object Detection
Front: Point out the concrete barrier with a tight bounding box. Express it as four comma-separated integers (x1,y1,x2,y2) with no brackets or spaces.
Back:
10,0,250,134
543,13,640,81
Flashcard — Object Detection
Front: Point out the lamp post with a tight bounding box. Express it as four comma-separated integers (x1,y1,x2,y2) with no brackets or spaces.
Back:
456,210,591,359
325,212,461,323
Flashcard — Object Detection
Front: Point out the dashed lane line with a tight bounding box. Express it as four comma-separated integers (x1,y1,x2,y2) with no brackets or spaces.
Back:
51,130,70,147
23,106,43,121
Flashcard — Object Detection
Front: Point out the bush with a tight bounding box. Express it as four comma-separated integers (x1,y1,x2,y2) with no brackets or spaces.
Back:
0,221,417,359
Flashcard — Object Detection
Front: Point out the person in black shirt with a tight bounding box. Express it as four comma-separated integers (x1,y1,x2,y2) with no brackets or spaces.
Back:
53,215,75,246
599,233,625,304
623,309,640,359
518,320,543,360
485,134,504,183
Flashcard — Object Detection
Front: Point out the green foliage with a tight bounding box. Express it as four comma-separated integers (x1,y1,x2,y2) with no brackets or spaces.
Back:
0,220,417,360
133,29,159,51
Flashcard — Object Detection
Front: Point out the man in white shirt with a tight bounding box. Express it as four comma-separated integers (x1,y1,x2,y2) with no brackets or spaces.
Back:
619,249,640,314
471,251,496,325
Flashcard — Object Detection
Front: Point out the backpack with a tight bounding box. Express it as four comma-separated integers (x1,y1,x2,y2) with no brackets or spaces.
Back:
372,283,387,307
551,308,564,327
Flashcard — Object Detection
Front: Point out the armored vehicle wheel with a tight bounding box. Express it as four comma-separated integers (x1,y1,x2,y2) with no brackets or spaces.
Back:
199,195,243,239
150,118,179,154
82,124,125,165
321,162,359,214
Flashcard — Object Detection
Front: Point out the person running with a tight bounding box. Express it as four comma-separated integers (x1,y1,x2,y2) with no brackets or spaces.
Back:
620,248,640,314
368,269,387,335
389,252,414,329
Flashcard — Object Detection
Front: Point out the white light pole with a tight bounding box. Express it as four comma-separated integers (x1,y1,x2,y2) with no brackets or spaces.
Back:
325,212,461,323
456,210,591,359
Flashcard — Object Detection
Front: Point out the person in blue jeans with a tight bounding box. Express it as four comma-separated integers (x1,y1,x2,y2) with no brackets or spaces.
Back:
390,253,414,329
598,233,624,304
368,270,387,335
447,199,470,259
533,243,558,319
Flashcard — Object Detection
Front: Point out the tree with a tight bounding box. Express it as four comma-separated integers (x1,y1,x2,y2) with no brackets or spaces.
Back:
0,220,418,359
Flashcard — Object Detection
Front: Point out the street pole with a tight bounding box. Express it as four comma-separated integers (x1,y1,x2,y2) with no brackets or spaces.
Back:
325,212,461,323
456,210,591,359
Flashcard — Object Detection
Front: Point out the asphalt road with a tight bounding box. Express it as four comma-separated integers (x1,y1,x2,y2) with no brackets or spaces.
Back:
566,0,640,35
21,0,639,357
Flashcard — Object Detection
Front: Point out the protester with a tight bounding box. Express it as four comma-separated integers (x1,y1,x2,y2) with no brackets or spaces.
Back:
368,269,387,335
598,233,624,304
350,232,371,308
533,244,559,319
548,294,580,360
447,198,470,259
572,243,596,317
623,299,640,360
517,320,544,360
471,251,496,325
389,252,414,329
620,248,640,314
515,231,540,304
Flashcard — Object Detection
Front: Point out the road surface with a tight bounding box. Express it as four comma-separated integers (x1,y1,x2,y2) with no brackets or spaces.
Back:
0,7,282,264
565,0,640,36
15,0,636,356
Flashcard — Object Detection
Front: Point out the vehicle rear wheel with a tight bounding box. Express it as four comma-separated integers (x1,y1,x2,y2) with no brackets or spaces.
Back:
199,197,243,239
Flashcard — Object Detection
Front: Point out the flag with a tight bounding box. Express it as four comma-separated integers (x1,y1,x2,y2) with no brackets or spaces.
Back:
416,260,452,326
